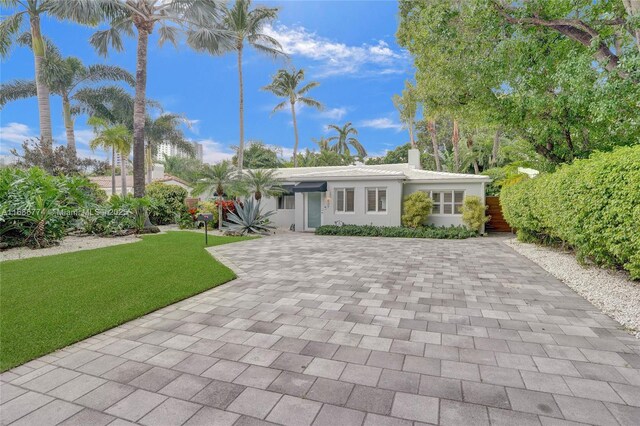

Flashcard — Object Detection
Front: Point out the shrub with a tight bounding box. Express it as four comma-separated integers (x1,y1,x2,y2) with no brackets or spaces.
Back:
500,145,640,279
402,192,433,228
197,201,218,229
315,224,477,239
146,182,188,225
461,196,490,232
0,167,100,248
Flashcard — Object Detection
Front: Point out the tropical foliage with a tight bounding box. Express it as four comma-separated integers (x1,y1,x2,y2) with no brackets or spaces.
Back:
240,168,284,201
501,146,640,279
460,196,490,232
326,122,366,159
145,182,188,225
223,198,275,235
401,191,433,228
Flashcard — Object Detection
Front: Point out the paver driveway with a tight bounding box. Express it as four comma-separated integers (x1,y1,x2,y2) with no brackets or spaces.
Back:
2,234,640,426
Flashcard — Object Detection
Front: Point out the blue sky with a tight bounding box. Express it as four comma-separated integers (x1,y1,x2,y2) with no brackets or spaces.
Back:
1,0,414,164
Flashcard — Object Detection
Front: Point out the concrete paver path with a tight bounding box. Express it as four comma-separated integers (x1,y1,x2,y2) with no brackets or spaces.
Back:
2,234,639,426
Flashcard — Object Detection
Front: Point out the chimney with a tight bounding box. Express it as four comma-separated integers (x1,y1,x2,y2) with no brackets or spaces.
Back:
408,148,421,169
152,163,165,180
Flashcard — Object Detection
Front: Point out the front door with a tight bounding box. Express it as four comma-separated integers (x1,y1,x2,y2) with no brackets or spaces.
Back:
306,192,322,230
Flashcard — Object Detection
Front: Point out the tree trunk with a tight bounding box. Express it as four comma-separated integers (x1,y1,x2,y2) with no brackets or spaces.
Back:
62,94,76,159
121,153,127,197
408,118,415,148
452,120,460,172
111,146,116,196
291,101,300,167
30,15,53,148
467,135,480,174
132,27,150,198
491,128,501,166
427,120,441,171
218,195,223,231
622,0,640,54
237,46,245,171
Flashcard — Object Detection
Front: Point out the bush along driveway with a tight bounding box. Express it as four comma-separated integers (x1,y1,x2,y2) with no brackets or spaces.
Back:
1,234,639,426
0,231,250,371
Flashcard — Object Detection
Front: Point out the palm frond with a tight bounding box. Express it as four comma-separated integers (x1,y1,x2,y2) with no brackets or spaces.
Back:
271,100,288,115
90,27,126,57
298,97,323,110
46,0,106,26
85,64,135,86
158,24,180,48
0,12,24,57
0,79,36,107
297,81,319,95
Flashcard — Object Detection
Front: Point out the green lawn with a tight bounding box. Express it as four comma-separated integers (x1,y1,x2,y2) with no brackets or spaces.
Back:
0,231,251,371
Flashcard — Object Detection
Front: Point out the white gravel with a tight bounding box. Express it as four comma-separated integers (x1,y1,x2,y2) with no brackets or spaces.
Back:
0,234,140,262
504,238,640,337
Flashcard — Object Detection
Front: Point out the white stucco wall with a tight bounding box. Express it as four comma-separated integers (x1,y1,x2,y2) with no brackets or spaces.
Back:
267,179,486,232
403,181,486,227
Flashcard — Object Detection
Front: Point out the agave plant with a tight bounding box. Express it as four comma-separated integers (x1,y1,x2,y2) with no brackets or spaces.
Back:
223,198,275,235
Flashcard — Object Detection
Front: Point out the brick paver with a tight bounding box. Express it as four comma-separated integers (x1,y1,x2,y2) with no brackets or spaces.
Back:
2,234,639,425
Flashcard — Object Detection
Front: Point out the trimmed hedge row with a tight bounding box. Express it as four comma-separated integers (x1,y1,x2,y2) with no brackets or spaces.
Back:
500,145,640,279
315,224,477,239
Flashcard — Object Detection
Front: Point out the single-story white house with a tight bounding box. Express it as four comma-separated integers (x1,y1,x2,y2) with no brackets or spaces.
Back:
261,149,491,232
88,164,193,196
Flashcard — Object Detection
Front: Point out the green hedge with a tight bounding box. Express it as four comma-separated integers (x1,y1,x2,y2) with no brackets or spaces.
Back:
500,145,640,279
315,224,477,239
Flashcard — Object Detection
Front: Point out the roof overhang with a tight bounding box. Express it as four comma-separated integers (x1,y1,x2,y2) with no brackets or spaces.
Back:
292,181,327,193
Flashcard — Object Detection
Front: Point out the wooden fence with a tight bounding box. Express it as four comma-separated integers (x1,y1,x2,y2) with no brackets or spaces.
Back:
485,196,512,232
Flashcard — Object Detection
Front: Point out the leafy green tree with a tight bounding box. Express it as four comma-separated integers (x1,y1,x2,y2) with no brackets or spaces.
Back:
192,0,282,171
392,81,419,148
89,0,222,197
0,0,101,147
231,141,281,169
262,68,323,167
402,192,433,228
397,0,640,164
327,122,366,159
161,155,203,184
0,53,133,157
88,116,132,197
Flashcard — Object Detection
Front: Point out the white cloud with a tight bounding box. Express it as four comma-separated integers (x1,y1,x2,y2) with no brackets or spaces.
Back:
359,117,404,132
0,122,36,144
317,107,348,121
263,24,409,77
199,138,234,164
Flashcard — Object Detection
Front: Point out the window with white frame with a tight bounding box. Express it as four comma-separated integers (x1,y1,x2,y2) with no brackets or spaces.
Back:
277,195,295,210
335,188,355,212
366,188,387,213
427,190,464,214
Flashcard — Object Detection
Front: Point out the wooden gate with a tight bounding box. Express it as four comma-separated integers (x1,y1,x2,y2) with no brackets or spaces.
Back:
486,196,511,232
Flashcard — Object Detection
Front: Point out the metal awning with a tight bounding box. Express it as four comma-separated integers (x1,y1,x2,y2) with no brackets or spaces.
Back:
292,181,327,193
281,184,295,195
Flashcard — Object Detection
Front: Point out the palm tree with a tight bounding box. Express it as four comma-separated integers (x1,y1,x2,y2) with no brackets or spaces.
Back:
193,161,236,230
0,53,134,157
88,0,222,197
313,137,331,151
262,68,323,167
193,0,283,171
241,169,284,201
392,81,418,148
327,122,366,158
144,114,195,183
88,116,132,197
0,0,101,147
426,120,441,171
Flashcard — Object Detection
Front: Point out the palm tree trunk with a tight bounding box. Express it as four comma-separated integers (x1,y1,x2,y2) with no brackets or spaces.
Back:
427,120,441,171
237,46,245,171
62,94,76,159
452,120,460,172
30,15,53,148
218,195,223,231
491,128,501,166
111,146,116,196
467,135,480,174
121,153,127,197
291,102,300,167
132,26,150,198
408,118,415,148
